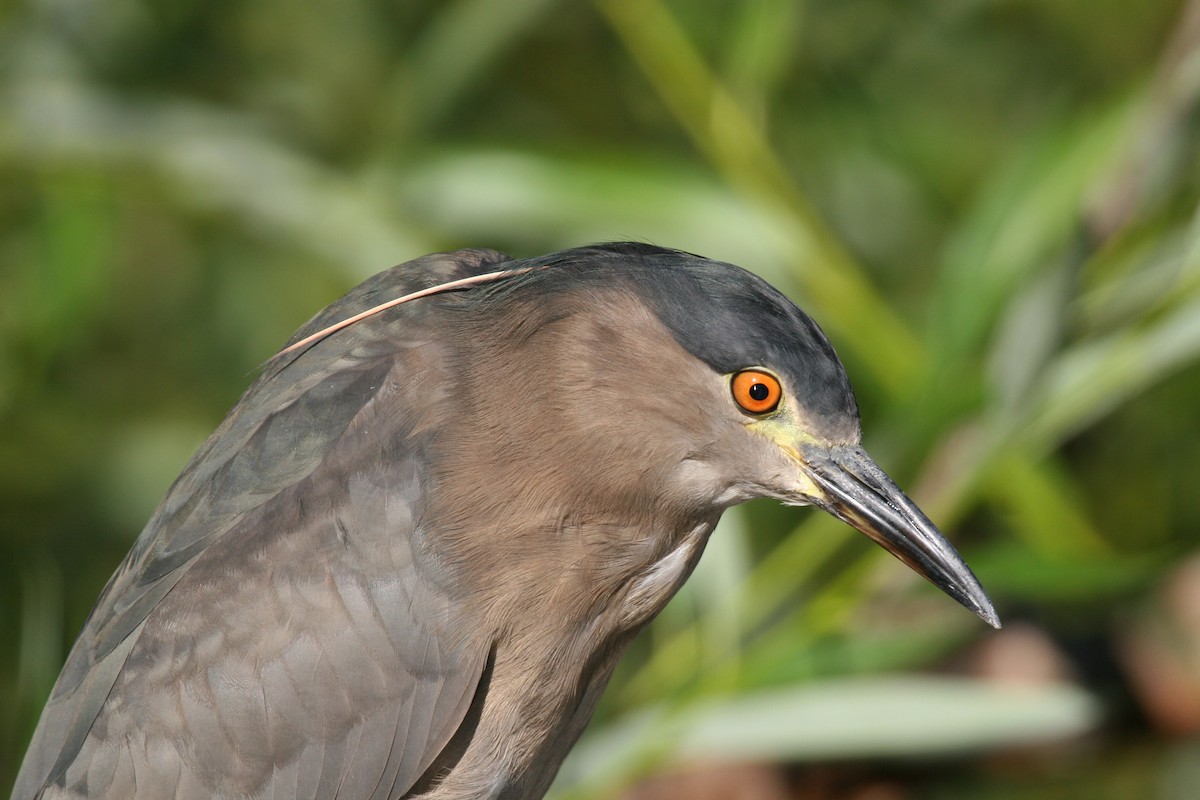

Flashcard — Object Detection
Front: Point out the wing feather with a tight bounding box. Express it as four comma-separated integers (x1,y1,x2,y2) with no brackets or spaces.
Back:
14,248,512,799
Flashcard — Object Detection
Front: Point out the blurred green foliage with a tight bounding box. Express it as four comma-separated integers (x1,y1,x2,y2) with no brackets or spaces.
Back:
3,0,1200,797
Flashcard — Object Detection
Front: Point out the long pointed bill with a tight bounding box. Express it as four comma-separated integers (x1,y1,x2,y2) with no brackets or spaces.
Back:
799,444,1000,628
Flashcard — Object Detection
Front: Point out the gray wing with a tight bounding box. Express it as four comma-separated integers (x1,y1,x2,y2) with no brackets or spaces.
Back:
13,249,511,800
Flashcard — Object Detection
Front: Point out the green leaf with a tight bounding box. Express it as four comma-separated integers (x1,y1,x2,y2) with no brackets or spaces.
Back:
555,677,1100,797
931,99,1134,363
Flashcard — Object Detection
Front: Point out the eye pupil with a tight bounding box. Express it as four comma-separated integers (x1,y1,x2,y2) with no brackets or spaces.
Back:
748,382,770,401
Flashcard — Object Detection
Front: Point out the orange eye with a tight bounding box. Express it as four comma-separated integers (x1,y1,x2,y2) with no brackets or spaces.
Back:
731,370,781,414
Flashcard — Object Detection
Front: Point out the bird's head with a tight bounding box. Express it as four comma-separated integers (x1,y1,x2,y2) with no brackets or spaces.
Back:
423,243,997,628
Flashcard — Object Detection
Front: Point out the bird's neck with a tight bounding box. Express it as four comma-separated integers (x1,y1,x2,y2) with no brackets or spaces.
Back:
420,513,720,799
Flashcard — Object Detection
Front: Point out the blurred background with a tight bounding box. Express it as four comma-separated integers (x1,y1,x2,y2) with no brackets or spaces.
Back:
3,0,1200,797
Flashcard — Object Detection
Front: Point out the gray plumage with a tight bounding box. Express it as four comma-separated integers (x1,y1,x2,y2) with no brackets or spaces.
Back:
14,244,996,800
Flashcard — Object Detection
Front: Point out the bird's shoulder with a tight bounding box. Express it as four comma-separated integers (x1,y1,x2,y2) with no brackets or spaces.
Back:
82,248,510,680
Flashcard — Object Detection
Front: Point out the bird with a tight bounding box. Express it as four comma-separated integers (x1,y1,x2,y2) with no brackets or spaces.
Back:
13,243,998,800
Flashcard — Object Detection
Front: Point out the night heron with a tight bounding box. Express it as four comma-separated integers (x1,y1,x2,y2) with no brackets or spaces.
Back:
13,243,998,800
